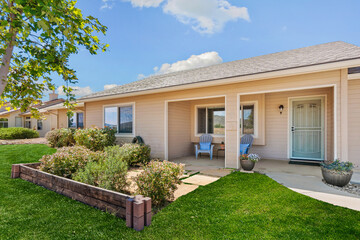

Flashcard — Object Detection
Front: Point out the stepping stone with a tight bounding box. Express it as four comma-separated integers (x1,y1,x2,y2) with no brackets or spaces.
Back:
174,183,198,200
199,169,233,177
182,175,219,186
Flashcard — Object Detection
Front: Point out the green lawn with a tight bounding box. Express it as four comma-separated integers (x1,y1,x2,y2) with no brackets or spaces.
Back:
0,144,359,240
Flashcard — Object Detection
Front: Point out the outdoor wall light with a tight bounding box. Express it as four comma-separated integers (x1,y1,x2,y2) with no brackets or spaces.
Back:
279,105,284,115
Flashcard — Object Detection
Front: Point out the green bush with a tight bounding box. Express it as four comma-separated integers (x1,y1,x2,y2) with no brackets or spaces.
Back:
118,143,151,166
74,127,115,151
45,128,75,148
0,127,39,139
135,160,184,206
101,127,116,147
39,146,105,179
74,153,128,192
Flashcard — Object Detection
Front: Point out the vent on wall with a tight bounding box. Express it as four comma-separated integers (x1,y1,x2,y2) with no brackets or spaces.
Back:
348,67,360,74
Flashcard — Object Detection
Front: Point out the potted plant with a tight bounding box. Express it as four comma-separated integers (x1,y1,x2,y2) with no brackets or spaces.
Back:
240,153,260,171
321,160,353,187
220,141,225,150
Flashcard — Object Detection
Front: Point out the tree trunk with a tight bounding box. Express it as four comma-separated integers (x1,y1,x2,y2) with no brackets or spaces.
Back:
0,32,16,97
0,0,17,97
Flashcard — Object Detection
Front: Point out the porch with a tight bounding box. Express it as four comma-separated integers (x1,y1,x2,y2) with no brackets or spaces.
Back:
167,86,335,169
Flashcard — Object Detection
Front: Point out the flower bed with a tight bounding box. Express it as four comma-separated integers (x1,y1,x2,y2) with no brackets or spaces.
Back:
11,162,151,231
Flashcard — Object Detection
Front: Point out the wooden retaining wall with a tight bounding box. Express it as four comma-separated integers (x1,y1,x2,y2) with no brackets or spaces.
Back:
11,163,152,231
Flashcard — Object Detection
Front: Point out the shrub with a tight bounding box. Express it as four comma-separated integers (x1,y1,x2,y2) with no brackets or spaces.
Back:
45,128,75,148
119,143,151,166
74,128,108,151
74,127,115,151
321,159,353,172
135,160,184,206
74,153,128,192
39,146,105,178
101,127,116,147
0,127,39,139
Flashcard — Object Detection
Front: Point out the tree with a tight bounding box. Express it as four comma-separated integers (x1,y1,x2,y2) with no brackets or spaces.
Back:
0,0,108,117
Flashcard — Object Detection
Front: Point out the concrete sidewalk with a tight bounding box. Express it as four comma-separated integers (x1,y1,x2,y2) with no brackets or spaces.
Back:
255,160,360,211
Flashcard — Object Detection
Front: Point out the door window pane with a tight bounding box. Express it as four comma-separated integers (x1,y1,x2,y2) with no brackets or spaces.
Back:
77,113,84,129
104,107,118,131
119,106,133,134
197,108,206,134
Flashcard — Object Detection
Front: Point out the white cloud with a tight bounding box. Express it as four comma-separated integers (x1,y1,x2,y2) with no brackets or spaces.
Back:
125,0,164,8
240,37,250,41
122,0,250,34
154,51,222,75
57,86,93,97
101,0,115,10
104,84,118,90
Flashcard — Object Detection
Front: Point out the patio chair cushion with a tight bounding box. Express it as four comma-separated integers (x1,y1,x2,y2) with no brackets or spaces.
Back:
240,144,250,155
199,142,211,150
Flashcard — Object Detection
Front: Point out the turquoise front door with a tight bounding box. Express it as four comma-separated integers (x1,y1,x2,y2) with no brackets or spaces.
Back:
291,98,324,160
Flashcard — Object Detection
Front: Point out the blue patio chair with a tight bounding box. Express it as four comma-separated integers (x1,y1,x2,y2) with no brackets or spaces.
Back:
195,134,214,160
240,134,254,155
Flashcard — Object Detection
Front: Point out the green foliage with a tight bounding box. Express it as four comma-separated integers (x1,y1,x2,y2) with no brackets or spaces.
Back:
118,143,151,166
45,128,75,148
321,159,354,172
74,153,128,192
214,124,224,128
0,127,39,139
101,127,116,147
39,146,105,179
0,0,108,116
74,128,110,151
135,160,184,206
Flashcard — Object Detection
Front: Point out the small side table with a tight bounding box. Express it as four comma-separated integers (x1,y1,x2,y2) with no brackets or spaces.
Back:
217,148,225,159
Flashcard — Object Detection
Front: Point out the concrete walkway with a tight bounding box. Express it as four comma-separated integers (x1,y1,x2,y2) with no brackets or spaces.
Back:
254,160,360,211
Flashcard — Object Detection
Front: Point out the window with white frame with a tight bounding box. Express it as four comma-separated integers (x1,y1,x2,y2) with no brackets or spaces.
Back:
68,112,84,129
0,118,8,128
25,117,31,129
104,105,134,134
240,102,257,136
197,106,225,135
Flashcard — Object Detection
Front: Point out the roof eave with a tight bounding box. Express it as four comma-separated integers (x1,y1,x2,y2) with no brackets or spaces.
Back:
80,57,360,103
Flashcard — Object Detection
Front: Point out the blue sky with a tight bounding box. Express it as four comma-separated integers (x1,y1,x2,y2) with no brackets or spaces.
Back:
53,0,360,98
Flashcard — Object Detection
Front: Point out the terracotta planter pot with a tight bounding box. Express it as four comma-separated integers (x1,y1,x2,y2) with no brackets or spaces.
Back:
321,167,353,187
240,159,255,171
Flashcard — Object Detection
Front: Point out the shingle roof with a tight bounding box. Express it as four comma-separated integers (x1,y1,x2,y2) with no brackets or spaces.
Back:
81,41,360,100
0,98,65,116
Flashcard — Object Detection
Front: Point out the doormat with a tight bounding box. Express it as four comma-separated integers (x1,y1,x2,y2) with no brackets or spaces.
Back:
289,160,322,166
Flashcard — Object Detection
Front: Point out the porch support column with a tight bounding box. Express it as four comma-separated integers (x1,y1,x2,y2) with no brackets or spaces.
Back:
225,93,239,169
340,69,348,161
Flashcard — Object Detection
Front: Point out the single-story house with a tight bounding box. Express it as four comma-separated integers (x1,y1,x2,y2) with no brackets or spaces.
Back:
0,92,85,137
79,41,360,169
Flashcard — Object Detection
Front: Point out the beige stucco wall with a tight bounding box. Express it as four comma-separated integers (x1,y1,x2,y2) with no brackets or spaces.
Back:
168,101,192,159
348,79,360,168
85,70,342,167
251,87,334,161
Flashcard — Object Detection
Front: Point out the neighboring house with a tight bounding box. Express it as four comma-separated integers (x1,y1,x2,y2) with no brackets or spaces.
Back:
0,92,85,137
78,41,360,169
